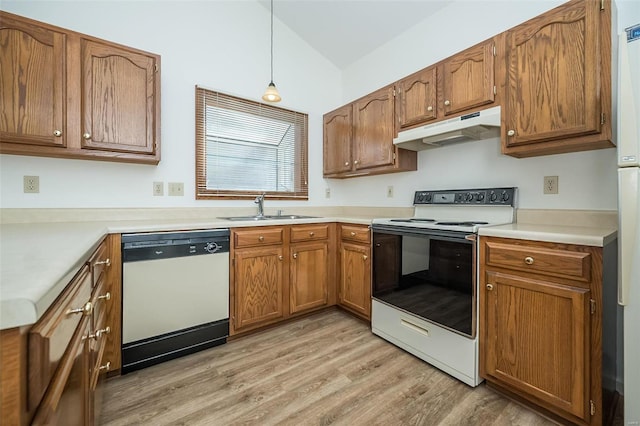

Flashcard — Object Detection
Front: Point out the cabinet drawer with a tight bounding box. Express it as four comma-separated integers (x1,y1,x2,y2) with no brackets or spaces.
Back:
29,264,93,410
234,228,284,248
340,225,370,243
87,239,110,288
485,240,591,282
291,224,329,242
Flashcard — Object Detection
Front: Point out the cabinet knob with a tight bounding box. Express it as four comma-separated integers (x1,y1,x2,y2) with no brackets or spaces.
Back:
258,235,264,242
97,292,111,301
362,255,368,261
66,301,93,316
94,258,111,267
427,106,433,112
82,132,91,140
99,361,111,372
350,232,356,237
53,130,62,137
486,284,494,291
354,160,359,165
293,253,297,259
309,231,315,237
524,256,534,265
444,100,451,106
507,130,516,136
278,255,283,261
345,162,349,166
96,326,111,338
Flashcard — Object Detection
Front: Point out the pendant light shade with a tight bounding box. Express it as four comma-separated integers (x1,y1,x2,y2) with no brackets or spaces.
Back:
262,0,281,102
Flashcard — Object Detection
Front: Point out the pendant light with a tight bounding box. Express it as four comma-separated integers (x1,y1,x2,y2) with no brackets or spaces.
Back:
262,0,281,102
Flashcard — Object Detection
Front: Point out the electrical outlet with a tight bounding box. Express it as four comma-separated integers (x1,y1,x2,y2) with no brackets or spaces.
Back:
544,176,559,194
325,188,331,198
23,176,39,193
153,181,164,196
168,182,184,196
387,185,394,198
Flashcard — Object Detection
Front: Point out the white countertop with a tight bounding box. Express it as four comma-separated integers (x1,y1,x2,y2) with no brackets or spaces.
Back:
0,216,372,330
479,222,617,246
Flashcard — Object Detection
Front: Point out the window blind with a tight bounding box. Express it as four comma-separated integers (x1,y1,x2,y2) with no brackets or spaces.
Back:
195,86,308,200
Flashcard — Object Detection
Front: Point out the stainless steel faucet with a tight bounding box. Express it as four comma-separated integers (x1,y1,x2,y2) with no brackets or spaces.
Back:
254,193,266,217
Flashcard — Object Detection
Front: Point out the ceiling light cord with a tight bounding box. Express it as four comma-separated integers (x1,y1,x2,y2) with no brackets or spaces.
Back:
262,0,281,102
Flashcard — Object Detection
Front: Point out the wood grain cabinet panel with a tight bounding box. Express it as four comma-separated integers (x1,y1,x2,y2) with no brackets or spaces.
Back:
502,0,613,157
442,40,495,116
0,11,161,164
323,104,353,175
396,66,437,129
0,14,66,148
234,227,284,248
290,241,329,314
338,224,371,320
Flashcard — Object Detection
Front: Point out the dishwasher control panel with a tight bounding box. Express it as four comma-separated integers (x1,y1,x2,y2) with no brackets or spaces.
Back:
122,229,230,262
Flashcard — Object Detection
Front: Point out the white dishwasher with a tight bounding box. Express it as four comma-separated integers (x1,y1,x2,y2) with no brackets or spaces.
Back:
121,229,229,374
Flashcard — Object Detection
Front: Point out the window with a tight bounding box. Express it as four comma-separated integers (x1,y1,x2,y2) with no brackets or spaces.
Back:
195,86,308,200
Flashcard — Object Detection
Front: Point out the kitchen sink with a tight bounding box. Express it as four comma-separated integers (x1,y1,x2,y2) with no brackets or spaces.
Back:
219,215,319,221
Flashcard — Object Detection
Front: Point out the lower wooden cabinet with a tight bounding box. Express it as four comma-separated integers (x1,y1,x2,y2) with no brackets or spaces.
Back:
230,224,335,336
479,236,617,426
338,224,372,320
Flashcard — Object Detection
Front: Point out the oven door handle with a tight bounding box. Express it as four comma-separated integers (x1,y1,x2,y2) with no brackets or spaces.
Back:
465,234,477,242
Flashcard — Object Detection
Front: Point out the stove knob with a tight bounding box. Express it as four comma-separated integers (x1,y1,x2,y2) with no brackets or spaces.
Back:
502,191,510,202
490,192,498,202
425,193,432,202
476,193,485,201
465,193,473,202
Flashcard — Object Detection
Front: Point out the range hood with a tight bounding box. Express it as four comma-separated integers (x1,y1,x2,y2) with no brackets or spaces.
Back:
394,106,501,151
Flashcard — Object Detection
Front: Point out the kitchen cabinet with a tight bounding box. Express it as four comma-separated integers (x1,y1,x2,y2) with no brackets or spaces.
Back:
290,225,331,315
231,227,286,334
395,38,497,131
479,236,617,425
230,224,336,336
338,224,372,320
323,86,417,178
4,237,115,426
501,0,614,157
0,11,160,164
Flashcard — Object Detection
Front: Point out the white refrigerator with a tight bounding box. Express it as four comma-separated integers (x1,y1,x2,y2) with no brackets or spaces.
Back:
618,23,640,425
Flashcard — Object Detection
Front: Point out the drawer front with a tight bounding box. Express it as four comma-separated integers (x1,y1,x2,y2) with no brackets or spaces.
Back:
291,224,329,242
88,239,110,288
340,225,370,243
29,264,93,410
234,227,284,248
485,241,591,282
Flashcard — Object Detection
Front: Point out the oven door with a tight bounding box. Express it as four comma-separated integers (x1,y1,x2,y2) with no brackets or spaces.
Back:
371,224,477,338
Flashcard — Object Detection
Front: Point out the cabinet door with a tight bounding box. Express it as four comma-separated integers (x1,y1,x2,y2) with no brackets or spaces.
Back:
504,0,599,147
483,271,590,421
353,85,395,170
442,39,495,116
290,241,329,314
234,246,285,332
323,104,353,175
372,233,401,294
0,13,66,147
396,66,437,128
31,318,90,426
339,241,371,320
81,39,158,156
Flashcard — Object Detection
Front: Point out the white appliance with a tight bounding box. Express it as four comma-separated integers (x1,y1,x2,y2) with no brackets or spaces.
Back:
617,23,640,425
393,106,500,151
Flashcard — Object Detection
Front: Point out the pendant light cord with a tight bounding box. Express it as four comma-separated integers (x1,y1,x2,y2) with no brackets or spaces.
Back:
270,0,274,83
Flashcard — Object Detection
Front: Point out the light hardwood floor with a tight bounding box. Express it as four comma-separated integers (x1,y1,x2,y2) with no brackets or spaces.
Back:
100,309,555,426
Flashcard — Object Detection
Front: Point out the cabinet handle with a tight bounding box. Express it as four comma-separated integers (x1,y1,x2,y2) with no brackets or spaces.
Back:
94,258,111,267
309,232,315,237
99,361,111,372
293,253,297,259
354,160,359,165
278,255,283,261
66,301,93,316
363,255,368,261
350,232,356,237
53,130,62,137
507,130,516,136
344,161,349,166
444,100,451,106
375,243,381,247
82,132,91,140
486,284,494,291
97,292,111,301
84,326,111,341
258,235,264,242
524,256,534,265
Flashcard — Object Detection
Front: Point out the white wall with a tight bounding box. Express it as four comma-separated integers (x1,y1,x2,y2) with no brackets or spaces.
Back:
0,0,342,208
329,0,640,211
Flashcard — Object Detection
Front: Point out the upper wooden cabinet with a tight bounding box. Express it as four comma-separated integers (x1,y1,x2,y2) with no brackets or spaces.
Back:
395,66,437,129
323,85,417,178
442,40,496,116
0,11,160,164
502,0,613,157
